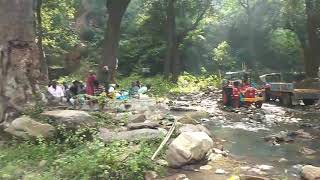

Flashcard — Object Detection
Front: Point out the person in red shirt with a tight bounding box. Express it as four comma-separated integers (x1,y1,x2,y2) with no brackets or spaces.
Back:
85,71,97,96
232,81,240,108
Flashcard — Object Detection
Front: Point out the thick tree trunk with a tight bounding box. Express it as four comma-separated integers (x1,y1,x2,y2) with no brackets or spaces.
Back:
305,0,320,78
36,0,48,83
0,0,40,123
99,0,130,84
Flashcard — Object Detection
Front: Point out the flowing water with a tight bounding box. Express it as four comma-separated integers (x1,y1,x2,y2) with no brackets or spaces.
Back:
204,103,320,179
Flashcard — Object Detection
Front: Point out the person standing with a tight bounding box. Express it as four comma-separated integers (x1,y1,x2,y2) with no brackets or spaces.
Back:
85,71,97,96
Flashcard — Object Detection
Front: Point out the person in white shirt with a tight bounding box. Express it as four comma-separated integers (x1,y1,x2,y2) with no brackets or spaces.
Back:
48,81,65,100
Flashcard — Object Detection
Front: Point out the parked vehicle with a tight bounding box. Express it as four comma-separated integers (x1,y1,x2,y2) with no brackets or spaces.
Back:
222,71,264,108
259,73,320,106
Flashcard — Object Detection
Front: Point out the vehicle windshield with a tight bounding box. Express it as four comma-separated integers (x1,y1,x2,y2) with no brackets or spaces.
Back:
265,74,281,83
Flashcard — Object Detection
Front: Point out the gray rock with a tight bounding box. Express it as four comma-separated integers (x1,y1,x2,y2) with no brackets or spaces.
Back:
300,147,317,155
144,171,158,180
240,175,269,180
170,106,197,112
166,132,213,168
291,129,313,139
177,124,213,137
4,116,55,139
127,122,160,130
129,114,147,123
99,128,164,142
41,110,96,128
264,131,294,143
301,165,320,180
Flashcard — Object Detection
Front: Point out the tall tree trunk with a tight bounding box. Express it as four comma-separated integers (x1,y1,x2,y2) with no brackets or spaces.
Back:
165,0,180,82
99,0,130,84
305,0,320,78
164,0,175,78
36,0,48,83
0,0,41,123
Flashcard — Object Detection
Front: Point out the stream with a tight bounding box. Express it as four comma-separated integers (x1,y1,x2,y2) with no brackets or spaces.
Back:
168,92,320,179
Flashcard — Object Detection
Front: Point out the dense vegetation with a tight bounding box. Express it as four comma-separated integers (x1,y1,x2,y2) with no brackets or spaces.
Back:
0,0,319,179
41,0,319,81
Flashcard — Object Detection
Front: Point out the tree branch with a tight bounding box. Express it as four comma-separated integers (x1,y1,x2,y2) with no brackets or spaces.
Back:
177,0,211,44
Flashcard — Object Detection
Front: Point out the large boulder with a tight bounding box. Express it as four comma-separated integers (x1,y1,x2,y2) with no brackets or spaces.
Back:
301,165,320,180
166,132,214,167
4,116,55,139
41,110,96,128
99,128,164,142
178,124,213,137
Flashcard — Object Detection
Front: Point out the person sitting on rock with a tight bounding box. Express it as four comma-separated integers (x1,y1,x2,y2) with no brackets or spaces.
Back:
68,80,86,108
138,84,151,94
47,81,65,102
93,80,105,96
129,81,140,96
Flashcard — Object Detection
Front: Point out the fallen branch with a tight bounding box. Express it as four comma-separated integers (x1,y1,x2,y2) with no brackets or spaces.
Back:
151,118,177,160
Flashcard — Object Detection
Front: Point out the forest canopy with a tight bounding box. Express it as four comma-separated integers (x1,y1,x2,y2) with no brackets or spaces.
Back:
38,0,319,81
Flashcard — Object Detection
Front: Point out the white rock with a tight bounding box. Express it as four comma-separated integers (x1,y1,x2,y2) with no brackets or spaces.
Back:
256,165,274,171
208,153,223,162
166,132,213,167
215,169,226,174
301,165,320,180
5,116,55,139
240,166,251,171
200,165,213,170
249,168,267,175
279,158,288,163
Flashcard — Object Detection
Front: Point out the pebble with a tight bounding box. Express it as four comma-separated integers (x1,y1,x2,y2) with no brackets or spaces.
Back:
240,166,251,171
256,165,274,171
156,159,168,166
38,160,47,168
279,158,288,163
248,168,267,175
215,169,226,174
200,165,213,170
208,153,223,162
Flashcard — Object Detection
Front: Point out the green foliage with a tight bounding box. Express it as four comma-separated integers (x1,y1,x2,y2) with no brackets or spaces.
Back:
42,0,80,63
212,41,236,71
118,74,221,97
90,111,127,128
268,28,303,70
0,132,161,180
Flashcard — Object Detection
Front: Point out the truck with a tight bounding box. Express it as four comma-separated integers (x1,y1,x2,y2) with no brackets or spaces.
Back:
259,73,320,106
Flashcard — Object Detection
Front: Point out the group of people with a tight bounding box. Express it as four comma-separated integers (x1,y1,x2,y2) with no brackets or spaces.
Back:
46,70,151,109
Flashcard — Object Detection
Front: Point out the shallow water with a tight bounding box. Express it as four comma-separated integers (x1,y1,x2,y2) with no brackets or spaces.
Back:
206,104,320,178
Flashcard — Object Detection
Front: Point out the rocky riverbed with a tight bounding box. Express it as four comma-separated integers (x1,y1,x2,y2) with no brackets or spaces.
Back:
2,87,320,180
165,88,320,180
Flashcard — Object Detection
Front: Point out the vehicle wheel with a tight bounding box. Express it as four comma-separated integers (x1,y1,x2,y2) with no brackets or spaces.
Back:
255,101,263,108
281,93,292,107
303,99,315,106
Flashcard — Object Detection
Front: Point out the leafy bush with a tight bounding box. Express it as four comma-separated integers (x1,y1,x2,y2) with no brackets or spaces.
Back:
118,73,221,97
0,131,162,180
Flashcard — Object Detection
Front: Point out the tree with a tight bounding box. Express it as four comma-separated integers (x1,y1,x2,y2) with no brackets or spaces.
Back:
36,0,49,82
283,0,320,77
0,0,40,123
165,0,211,81
304,0,320,77
99,0,131,84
